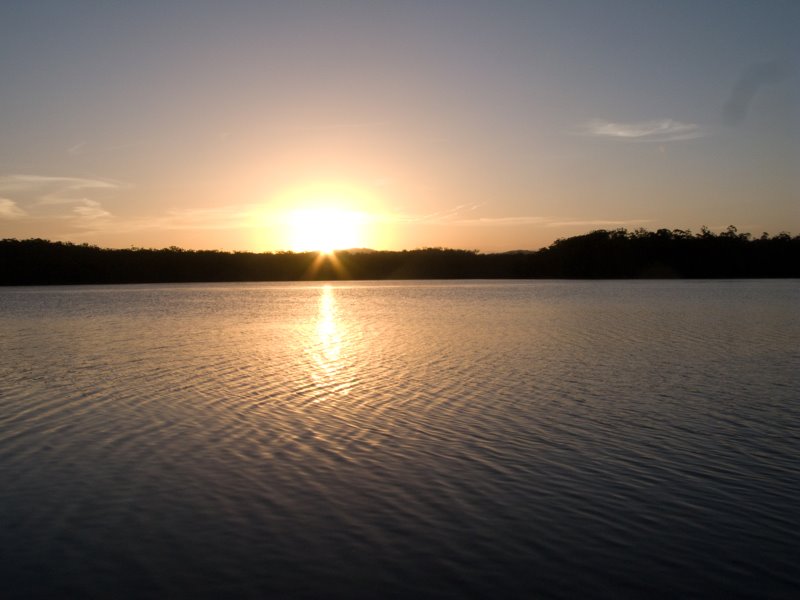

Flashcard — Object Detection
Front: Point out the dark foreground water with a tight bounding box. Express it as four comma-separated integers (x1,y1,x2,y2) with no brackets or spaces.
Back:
1,280,798,599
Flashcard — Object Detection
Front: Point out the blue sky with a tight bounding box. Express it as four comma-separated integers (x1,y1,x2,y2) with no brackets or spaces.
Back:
0,0,797,251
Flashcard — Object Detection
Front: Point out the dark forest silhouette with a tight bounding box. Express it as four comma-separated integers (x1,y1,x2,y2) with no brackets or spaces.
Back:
1,226,798,284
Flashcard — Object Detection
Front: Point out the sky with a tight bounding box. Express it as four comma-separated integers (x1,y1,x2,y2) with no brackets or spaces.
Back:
0,0,797,252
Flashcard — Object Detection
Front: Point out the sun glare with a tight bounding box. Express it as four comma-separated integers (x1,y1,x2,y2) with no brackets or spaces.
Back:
287,207,367,253
263,182,391,253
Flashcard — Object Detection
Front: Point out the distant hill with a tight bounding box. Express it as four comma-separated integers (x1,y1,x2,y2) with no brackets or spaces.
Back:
1,226,798,284
338,247,376,254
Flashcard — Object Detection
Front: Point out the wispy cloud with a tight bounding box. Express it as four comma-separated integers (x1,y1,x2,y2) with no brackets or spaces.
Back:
724,60,792,125
0,174,122,227
293,120,389,134
77,205,261,236
451,215,546,227
67,142,87,156
546,219,652,228
0,198,27,219
388,205,647,229
579,119,704,142
152,206,259,231
72,199,112,221
394,204,652,231
64,141,146,157
394,203,482,224
0,175,121,207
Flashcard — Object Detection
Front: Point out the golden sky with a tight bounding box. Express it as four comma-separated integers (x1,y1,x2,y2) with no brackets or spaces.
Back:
0,1,797,252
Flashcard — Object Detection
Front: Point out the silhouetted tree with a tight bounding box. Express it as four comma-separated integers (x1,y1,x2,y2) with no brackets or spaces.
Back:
1,227,798,284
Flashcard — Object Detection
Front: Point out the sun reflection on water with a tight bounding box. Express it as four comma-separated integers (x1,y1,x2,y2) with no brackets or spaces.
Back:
316,285,342,366
305,284,352,402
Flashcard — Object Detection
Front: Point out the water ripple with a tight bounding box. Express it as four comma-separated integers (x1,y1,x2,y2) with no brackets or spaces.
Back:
1,281,798,598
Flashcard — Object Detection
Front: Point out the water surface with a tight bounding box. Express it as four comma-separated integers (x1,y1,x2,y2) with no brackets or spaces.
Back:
1,280,798,598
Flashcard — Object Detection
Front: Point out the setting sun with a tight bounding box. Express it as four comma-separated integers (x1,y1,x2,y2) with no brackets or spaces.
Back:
268,182,387,253
286,207,367,253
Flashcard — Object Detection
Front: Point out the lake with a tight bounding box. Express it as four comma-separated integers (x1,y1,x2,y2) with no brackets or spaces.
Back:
1,280,798,598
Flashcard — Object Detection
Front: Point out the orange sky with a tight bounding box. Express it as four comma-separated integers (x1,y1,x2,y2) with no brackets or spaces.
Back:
0,2,797,252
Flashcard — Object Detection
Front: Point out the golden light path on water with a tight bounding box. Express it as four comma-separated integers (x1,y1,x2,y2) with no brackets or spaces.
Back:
309,285,346,397
0,282,798,597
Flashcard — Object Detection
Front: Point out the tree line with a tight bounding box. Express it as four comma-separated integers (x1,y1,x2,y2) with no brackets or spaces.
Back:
1,226,798,285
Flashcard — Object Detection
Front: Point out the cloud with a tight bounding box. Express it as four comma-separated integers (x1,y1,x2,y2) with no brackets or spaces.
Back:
154,206,258,231
390,205,648,230
0,175,121,209
72,199,112,222
393,203,483,224
580,119,704,142
395,203,649,230
546,219,652,228
0,198,27,219
80,205,262,236
451,216,546,226
723,60,792,125
65,141,145,157
293,120,388,134
67,142,87,155
0,174,119,193
0,174,122,227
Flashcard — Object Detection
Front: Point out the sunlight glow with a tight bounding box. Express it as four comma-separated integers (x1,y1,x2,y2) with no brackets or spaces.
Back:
287,207,367,253
261,182,394,253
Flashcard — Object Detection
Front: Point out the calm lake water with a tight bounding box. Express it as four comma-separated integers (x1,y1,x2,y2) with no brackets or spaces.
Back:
1,280,798,599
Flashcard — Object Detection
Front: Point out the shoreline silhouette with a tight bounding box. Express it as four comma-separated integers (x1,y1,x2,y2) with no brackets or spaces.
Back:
2,226,798,285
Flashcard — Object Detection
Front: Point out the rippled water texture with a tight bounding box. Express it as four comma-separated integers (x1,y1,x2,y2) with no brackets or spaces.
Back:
1,280,798,598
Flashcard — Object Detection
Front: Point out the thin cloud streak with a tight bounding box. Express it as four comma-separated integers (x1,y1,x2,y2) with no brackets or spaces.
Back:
723,60,792,125
394,203,482,224
0,174,120,192
385,208,647,230
0,198,27,219
580,119,704,142
546,219,652,228
67,142,87,155
155,207,260,231
72,200,112,221
0,174,122,208
76,205,262,236
0,174,124,227
451,216,546,227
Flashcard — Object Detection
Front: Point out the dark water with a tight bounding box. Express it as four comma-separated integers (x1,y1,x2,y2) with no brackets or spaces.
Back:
1,280,798,599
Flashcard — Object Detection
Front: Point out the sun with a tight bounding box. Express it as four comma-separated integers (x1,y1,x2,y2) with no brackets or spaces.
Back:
287,206,367,253
261,182,391,253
